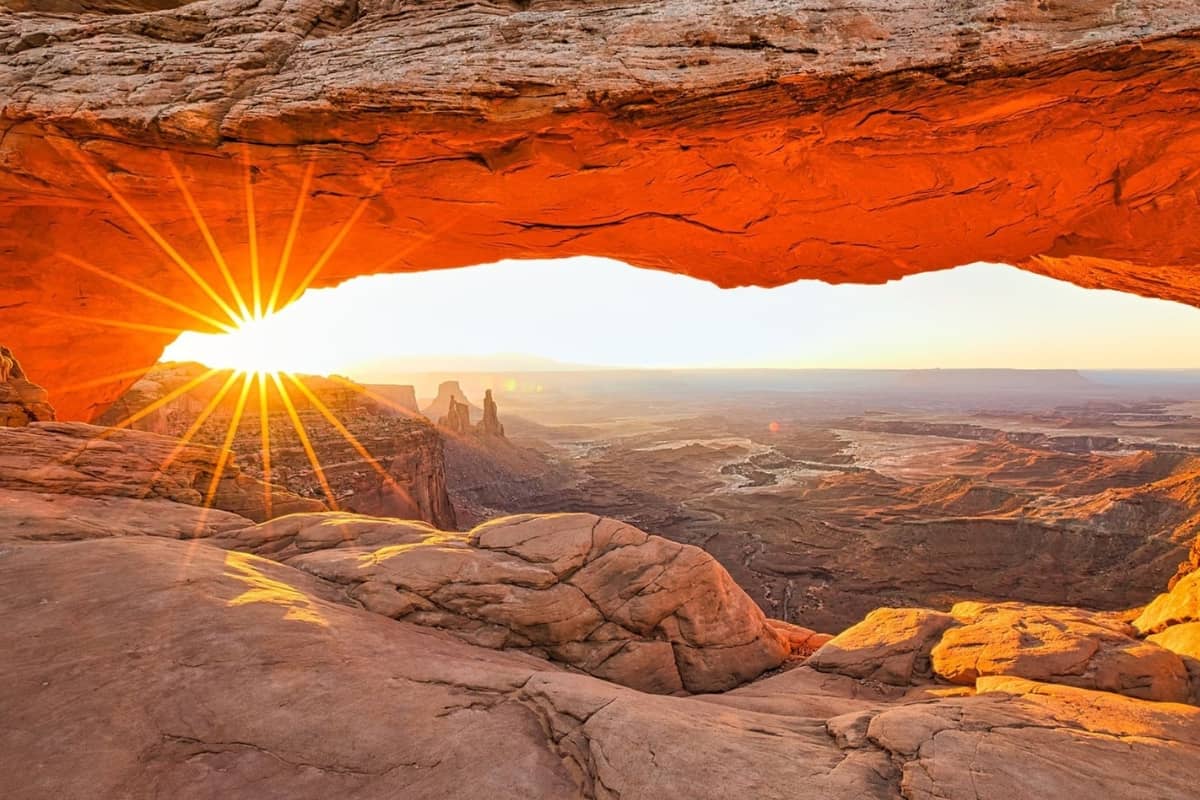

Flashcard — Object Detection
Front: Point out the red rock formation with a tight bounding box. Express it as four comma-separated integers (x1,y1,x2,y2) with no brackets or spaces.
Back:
2,3,1200,418
477,389,505,438
101,363,458,529
437,395,472,436
0,345,55,427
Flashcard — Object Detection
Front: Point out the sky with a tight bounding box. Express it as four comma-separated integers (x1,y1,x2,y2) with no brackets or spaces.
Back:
162,257,1200,375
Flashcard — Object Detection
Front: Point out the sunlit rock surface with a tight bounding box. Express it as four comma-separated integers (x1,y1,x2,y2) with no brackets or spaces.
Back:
0,421,323,522
2,1,1200,418
812,599,1199,705
215,511,794,693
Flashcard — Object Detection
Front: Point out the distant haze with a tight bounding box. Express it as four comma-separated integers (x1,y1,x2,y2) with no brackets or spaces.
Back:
163,258,1200,374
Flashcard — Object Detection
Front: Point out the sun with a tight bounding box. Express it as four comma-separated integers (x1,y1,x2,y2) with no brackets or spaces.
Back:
47,144,413,528
164,312,293,377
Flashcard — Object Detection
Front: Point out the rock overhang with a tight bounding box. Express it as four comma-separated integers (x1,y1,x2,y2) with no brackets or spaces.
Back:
2,0,1200,419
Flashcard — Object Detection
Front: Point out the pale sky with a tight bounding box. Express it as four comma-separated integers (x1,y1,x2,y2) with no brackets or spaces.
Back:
163,257,1200,374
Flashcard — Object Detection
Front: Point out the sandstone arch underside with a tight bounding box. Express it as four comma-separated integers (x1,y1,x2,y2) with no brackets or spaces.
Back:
2,0,1200,419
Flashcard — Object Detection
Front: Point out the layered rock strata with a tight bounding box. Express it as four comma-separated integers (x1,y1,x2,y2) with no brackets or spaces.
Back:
2,2,1200,417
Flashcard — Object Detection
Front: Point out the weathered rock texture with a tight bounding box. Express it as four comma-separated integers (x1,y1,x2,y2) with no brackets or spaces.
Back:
438,396,472,436
2,2,1200,418
3,416,1200,797
5,533,1200,799
0,345,55,427
812,599,1199,705
0,420,323,522
215,511,794,693
101,363,458,528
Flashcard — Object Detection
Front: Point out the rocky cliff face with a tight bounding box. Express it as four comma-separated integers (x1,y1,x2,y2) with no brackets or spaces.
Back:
101,364,458,529
2,2,1200,418
0,345,55,427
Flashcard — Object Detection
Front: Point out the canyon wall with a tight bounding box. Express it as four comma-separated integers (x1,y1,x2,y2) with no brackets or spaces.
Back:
1,1,1199,418
100,364,458,529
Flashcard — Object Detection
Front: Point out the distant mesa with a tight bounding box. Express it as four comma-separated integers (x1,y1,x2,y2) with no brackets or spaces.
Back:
422,380,478,420
0,345,55,428
362,383,419,415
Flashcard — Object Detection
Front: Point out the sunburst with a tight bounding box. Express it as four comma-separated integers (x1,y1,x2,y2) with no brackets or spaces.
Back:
50,141,408,522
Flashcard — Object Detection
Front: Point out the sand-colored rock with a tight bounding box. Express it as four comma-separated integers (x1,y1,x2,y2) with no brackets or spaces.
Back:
0,486,251,541
931,601,1191,703
477,389,505,438
808,608,958,685
869,676,1200,800
1135,569,1200,634
5,532,1200,799
229,511,790,693
3,3,1200,418
0,421,323,522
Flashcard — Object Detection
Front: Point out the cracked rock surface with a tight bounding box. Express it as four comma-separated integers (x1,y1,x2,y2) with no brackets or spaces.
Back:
2,421,1200,797
216,510,795,693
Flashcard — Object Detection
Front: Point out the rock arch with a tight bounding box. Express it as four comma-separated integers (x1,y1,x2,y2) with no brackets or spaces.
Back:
2,1,1199,418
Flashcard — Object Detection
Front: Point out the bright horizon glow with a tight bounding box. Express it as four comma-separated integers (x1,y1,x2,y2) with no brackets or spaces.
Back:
162,257,1200,375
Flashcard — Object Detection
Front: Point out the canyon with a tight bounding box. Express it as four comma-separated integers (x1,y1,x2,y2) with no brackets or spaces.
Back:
4,1,1200,797
3,352,1200,798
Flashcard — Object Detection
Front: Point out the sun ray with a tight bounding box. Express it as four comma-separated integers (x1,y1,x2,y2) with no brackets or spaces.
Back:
109,367,221,431
201,371,254,510
243,148,263,320
284,373,398,487
62,140,242,326
164,153,253,322
257,372,274,519
59,252,236,334
33,308,197,338
143,370,244,496
57,366,157,395
270,371,339,510
266,160,315,317
283,195,373,310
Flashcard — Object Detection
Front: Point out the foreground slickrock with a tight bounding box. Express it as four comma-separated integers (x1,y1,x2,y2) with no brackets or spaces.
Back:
2,421,1200,797
215,511,796,693
5,534,1200,799
811,600,1199,705
3,2,1200,418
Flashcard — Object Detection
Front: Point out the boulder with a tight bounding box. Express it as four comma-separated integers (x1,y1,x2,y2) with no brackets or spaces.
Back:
808,608,958,685
235,512,791,693
931,601,1191,703
1135,569,1200,634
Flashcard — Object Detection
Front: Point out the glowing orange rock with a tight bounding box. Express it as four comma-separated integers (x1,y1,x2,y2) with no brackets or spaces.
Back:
2,2,1200,419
